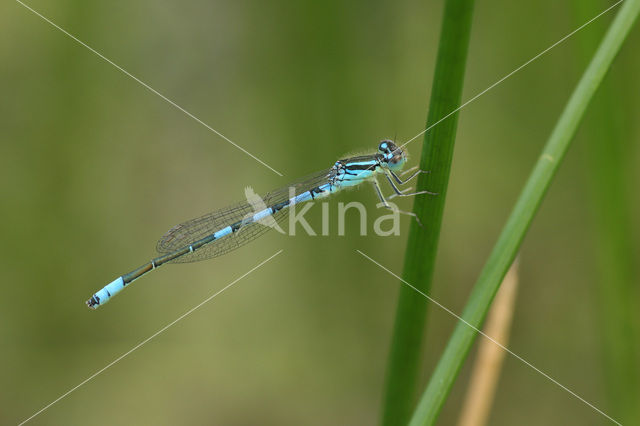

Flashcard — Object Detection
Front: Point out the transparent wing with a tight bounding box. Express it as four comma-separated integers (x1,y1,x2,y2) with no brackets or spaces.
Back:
156,168,333,263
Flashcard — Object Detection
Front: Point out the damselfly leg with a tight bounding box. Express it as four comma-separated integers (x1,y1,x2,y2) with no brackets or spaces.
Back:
383,172,438,198
390,168,431,185
387,186,415,200
371,178,424,227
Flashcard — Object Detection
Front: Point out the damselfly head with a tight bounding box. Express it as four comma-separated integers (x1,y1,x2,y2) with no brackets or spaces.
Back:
378,140,407,171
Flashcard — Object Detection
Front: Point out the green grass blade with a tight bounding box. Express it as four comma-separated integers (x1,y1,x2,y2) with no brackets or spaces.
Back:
381,0,475,424
408,1,640,424
572,1,640,422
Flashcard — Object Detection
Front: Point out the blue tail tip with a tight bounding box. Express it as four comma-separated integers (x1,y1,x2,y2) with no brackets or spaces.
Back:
86,295,100,309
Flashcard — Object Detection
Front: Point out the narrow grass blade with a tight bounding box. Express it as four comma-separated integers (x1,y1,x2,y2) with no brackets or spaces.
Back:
381,0,475,424
457,260,519,426
409,1,640,424
572,1,640,423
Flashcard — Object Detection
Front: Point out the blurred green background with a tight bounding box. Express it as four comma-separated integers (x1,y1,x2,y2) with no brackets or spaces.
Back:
1,0,639,424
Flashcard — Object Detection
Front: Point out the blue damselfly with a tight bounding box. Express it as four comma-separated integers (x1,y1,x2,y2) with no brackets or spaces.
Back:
87,140,432,308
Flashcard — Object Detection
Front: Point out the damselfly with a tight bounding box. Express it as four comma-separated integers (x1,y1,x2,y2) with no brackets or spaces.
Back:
87,140,433,308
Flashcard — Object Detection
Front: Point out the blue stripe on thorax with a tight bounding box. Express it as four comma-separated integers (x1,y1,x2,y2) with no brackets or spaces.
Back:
344,160,378,168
